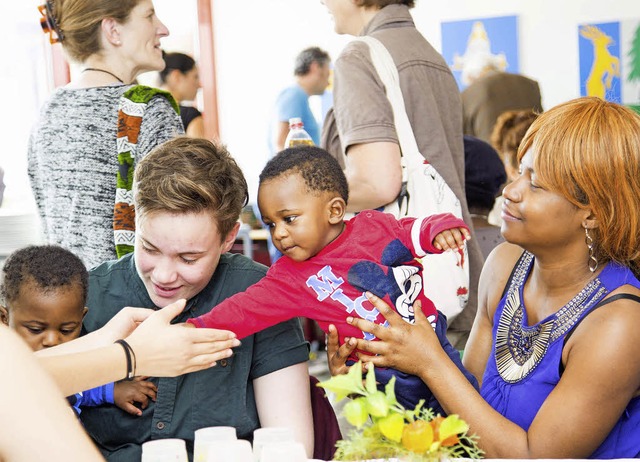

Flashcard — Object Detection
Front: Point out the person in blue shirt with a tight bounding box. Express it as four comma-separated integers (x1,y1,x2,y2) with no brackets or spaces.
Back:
270,46,331,154
0,245,156,417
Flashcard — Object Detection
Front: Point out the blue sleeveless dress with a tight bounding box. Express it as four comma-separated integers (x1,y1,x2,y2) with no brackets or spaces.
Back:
480,251,640,458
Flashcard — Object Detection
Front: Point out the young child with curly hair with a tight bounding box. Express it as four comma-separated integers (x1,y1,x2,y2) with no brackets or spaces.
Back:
0,245,156,417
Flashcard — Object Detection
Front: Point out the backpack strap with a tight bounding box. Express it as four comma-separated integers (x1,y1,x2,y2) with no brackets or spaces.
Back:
113,85,178,258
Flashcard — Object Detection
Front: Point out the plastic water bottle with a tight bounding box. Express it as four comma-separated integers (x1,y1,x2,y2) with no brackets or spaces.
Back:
284,117,314,147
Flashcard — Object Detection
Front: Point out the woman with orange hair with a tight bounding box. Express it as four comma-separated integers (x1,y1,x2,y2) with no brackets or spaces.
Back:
327,96,640,458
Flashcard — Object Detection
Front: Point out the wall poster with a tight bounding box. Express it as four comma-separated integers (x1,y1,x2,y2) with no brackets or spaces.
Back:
441,15,519,91
579,20,640,111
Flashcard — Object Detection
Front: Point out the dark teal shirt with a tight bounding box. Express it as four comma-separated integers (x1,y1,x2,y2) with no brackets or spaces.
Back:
81,253,308,461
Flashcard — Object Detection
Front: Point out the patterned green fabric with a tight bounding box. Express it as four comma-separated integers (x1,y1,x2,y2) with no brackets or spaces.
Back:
114,86,178,259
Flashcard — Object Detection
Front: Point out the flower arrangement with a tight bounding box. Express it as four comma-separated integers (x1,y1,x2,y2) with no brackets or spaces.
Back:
317,361,483,461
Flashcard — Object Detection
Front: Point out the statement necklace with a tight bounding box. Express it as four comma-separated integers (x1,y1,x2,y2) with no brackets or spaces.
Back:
82,67,124,84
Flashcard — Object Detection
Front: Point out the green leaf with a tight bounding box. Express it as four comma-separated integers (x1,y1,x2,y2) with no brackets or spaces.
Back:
343,398,369,428
439,414,469,441
377,413,405,443
384,375,399,407
316,374,359,401
317,361,366,401
366,390,390,417
404,398,425,421
365,362,377,394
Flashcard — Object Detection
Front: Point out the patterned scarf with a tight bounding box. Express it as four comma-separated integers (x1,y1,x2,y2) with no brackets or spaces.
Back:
113,85,179,258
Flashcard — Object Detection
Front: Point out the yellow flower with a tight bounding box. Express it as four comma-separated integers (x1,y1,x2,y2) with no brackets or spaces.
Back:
438,414,469,447
378,413,405,443
317,361,483,461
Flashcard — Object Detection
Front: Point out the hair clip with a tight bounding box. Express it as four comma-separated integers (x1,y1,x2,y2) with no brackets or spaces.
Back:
38,1,64,44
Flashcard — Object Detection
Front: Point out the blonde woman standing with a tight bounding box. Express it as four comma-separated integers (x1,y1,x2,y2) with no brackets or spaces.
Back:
29,0,183,268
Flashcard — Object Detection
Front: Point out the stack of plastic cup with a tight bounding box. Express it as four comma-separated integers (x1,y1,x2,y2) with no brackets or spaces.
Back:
141,438,188,462
251,427,295,462
193,426,237,462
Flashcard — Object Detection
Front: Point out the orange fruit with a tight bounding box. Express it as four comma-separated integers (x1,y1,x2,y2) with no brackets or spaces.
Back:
401,420,433,453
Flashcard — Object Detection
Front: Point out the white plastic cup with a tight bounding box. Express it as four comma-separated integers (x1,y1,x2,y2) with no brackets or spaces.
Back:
258,441,307,462
141,438,188,462
193,427,237,462
205,439,253,462
251,427,294,462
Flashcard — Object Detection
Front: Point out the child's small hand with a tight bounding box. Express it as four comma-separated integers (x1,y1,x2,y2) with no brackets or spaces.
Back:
433,227,471,251
114,377,157,416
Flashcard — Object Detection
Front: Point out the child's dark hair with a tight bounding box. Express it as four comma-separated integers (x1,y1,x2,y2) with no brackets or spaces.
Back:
0,245,88,306
260,146,349,203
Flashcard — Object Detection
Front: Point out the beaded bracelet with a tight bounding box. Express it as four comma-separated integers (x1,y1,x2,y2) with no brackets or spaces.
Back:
114,339,137,380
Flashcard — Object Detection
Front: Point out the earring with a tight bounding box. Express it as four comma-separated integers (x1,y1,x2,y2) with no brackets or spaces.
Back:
584,227,598,273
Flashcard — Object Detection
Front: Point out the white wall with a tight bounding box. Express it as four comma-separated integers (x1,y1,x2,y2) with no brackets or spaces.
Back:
211,0,640,203
212,0,350,202
0,1,51,204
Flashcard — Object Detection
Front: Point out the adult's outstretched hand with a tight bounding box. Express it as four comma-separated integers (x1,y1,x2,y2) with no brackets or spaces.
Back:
125,299,241,377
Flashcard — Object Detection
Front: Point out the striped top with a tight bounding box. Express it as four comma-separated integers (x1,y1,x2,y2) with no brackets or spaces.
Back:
28,84,183,268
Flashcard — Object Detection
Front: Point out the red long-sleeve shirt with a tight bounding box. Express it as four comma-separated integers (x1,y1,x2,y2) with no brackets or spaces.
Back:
188,210,468,353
